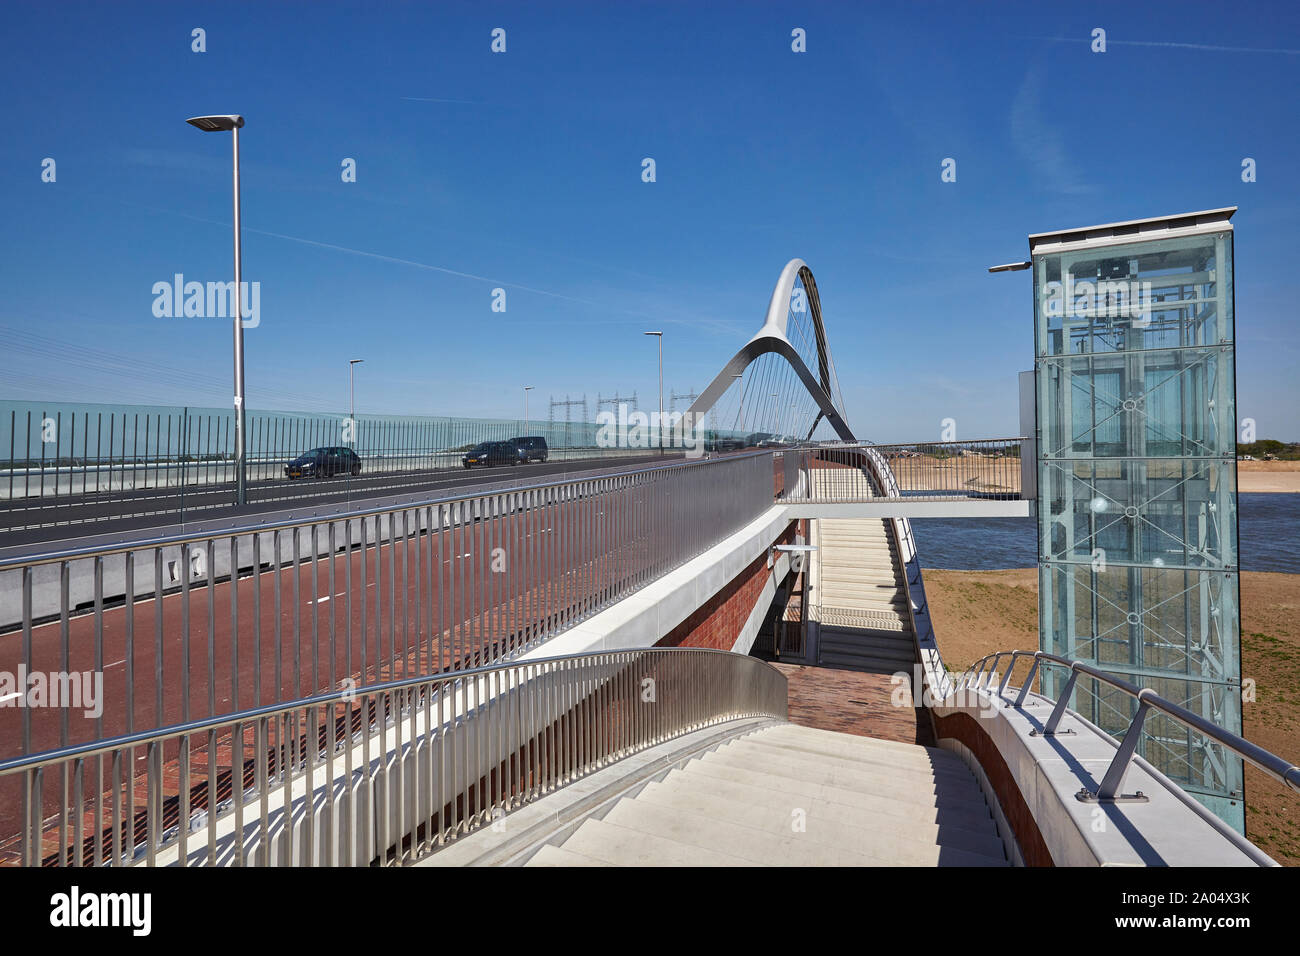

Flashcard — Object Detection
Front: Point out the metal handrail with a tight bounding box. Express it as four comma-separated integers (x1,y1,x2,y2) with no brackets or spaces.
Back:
953,649,1300,800
0,448,779,571
818,437,1029,447
0,646,774,775
2,647,789,866
0,448,780,776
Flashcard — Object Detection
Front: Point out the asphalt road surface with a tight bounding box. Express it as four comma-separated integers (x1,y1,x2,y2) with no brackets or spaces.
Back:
0,452,681,552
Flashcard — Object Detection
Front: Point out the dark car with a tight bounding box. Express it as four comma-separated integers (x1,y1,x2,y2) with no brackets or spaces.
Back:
462,441,519,468
285,446,361,479
511,436,549,463
704,431,745,453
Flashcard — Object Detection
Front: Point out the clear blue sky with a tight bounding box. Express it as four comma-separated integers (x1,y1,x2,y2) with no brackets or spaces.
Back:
2,0,1297,442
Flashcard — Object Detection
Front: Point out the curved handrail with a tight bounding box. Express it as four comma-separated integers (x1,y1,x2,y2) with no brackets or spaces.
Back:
2,647,789,866
953,649,1300,798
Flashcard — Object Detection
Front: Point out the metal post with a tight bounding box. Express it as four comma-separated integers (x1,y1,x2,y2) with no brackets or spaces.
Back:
231,125,247,505
349,359,363,447
644,331,663,453
657,335,663,453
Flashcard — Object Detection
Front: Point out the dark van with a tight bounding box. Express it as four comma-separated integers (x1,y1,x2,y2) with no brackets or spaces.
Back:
511,436,549,463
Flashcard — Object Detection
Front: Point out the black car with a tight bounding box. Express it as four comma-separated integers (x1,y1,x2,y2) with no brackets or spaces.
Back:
511,436,549,463
704,432,745,453
462,441,519,468
285,446,362,479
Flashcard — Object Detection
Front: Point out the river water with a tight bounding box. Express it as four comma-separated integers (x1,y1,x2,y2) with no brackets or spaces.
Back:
911,493,1299,573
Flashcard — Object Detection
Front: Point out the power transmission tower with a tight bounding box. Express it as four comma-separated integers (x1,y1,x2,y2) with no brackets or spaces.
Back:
596,391,638,416
549,394,588,452
669,388,699,413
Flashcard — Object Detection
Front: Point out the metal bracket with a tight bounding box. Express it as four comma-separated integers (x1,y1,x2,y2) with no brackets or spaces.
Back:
1075,787,1149,805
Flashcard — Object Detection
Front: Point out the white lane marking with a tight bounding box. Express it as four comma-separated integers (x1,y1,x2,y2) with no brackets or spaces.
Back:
311,590,351,605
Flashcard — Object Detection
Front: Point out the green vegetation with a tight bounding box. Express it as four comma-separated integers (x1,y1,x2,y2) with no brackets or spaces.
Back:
1240,439,1300,460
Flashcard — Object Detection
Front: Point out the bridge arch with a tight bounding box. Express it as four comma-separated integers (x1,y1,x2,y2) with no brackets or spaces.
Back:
686,259,855,442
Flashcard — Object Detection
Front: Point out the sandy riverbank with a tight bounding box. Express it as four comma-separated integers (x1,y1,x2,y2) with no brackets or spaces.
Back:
922,567,1300,864
1238,459,1300,493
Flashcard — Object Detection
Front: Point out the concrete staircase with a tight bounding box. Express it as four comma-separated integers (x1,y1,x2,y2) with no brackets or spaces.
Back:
522,723,1008,866
812,517,915,672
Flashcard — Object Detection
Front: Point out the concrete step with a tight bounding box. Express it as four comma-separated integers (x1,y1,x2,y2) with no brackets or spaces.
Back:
556,817,755,866
634,780,1008,862
819,577,903,592
818,546,896,558
761,724,968,765
725,737,975,786
595,792,1005,867
818,548,896,560
817,648,913,666
758,725,991,768
655,764,997,834
816,592,909,610
523,844,610,867
818,633,915,654
821,535,894,548
695,749,986,806
715,735,984,790
759,723,956,754
817,656,912,672
817,534,894,545
818,636,914,653
818,650,914,670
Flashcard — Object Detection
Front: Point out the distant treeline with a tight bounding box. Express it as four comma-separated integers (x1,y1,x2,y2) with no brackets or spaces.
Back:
1240,440,1300,461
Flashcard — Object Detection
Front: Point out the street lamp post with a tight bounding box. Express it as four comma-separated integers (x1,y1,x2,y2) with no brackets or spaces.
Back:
186,113,248,504
523,385,534,432
349,359,364,444
770,392,779,436
644,331,663,452
733,372,745,436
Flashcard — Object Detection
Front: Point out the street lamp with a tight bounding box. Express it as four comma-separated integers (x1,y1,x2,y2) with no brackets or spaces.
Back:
523,385,534,431
186,113,248,504
349,359,364,444
733,372,745,435
770,392,779,437
644,331,663,452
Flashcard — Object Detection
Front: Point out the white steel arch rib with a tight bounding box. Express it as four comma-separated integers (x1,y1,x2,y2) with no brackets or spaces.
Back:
686,258,856,442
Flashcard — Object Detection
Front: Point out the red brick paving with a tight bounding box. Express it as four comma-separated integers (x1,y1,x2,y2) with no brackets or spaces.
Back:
771,662,935,747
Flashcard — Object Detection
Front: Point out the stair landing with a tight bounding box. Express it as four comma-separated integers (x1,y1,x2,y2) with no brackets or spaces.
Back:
772,661,934,747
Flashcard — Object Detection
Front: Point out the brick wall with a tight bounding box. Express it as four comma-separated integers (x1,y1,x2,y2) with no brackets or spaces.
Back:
655,522,798,651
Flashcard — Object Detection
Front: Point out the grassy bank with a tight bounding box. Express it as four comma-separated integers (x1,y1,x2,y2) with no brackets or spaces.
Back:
922,567,1300,865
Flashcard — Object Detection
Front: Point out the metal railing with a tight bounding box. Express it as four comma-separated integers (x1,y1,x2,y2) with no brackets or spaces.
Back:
0,647,788,867
954,650,1300,804
0,401,686,533
0,451,777,789
789,439,1025,502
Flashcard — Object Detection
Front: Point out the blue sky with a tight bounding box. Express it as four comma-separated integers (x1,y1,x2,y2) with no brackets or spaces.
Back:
2,0,1298,442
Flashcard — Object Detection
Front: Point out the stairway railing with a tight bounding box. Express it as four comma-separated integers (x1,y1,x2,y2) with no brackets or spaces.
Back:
0,647,788,867
955,649,1300,803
